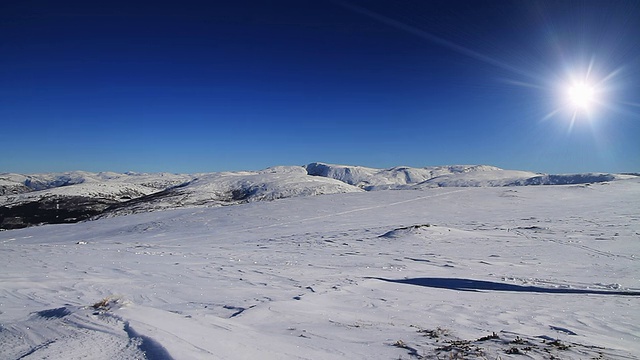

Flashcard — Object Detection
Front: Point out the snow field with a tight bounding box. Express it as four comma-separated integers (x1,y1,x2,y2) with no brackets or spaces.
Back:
1,179,639,359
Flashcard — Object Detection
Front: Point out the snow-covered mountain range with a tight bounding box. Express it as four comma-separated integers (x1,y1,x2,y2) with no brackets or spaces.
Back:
1,163,636,229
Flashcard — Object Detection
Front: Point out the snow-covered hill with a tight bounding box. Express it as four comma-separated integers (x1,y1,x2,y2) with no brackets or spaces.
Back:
305,162,513,189
0,171,194,194
1,163,637,229
305,162,633,189
102,166,362,217
0,172,196,229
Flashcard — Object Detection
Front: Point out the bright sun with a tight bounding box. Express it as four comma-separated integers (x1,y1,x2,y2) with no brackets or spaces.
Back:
548,70,606,129
567,82,596,110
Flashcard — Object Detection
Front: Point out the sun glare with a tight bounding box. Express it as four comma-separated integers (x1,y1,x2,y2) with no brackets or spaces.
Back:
567,82,595,110
553,65,608,129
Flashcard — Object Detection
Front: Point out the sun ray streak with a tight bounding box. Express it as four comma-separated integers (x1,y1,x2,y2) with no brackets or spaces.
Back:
599,66,624,85
500,79,547,90
586,57,595,80
600,101,640,119
618,100,640,108
568,111,577,133
540,108,562,122
336,1,538,81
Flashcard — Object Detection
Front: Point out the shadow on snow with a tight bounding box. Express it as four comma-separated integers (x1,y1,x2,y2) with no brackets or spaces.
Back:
124,322,174,360
369,277,640,296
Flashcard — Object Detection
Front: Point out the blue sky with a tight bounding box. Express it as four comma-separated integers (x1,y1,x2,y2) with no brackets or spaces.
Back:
1,0,639,174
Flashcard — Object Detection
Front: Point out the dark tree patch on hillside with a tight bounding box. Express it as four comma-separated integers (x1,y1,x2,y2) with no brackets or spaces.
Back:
0,196,118,230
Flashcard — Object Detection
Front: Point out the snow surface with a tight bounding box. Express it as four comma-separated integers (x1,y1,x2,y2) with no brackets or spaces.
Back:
1,177,639,359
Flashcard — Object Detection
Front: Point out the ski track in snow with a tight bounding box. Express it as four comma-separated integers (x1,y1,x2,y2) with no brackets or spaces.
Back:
0,180,639,359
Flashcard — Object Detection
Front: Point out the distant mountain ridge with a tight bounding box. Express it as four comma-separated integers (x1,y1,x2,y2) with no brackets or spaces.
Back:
304,162,627,189
1,163,636,229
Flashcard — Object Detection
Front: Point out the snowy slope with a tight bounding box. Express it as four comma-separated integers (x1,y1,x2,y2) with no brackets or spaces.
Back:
0,174,32,195
103,166,362,216
0,182,159,206
0,171,195,205
304,162,511,189
305,162,634,189
0,178,638,359
0,172,196,229
412,171,622,188
0,171,194,192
